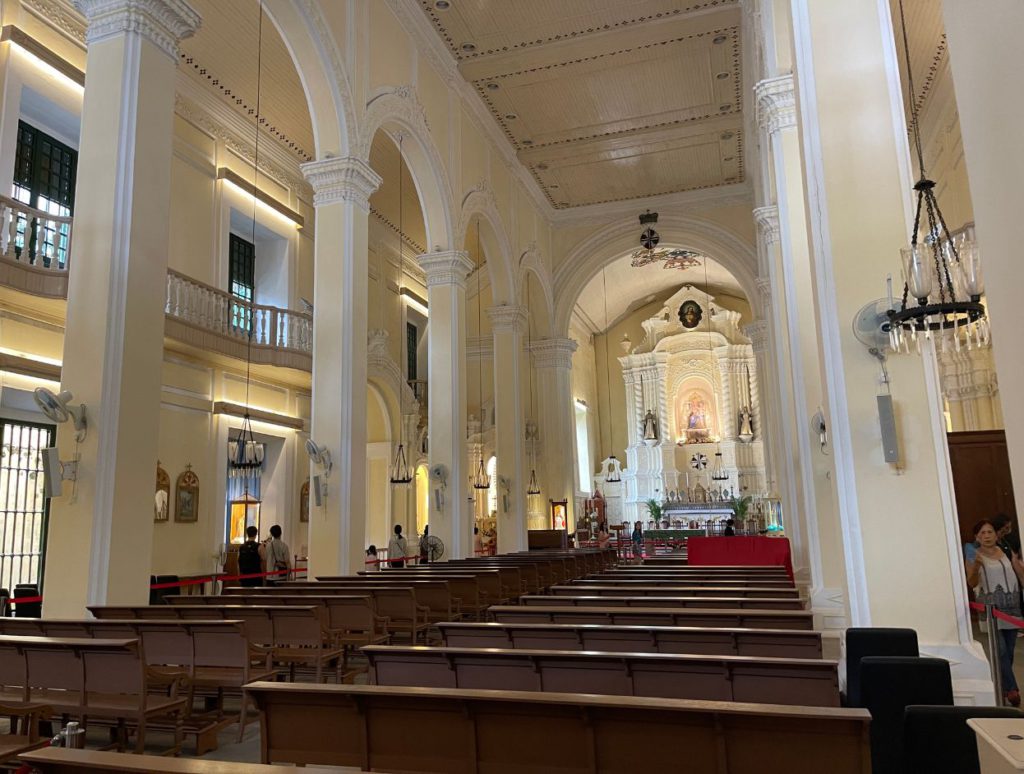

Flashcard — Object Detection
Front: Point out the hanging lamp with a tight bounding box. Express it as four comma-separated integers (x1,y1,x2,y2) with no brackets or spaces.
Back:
389,133,413,484
526,280,541,496
472,218,491,491
601,268,622,484
885,0,986,354
711,450,729,482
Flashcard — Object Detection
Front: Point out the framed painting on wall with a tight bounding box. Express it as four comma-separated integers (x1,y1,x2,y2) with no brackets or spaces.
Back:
175,464,199,523
155,463,170,522
300,479,310,523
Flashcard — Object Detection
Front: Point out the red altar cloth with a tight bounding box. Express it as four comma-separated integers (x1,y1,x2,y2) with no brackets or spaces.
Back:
686,536,793,580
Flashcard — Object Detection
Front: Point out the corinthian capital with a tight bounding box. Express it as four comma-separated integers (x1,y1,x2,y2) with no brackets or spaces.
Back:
755,74,796,136
416,250,474,289
530,338,577,370
753,205,780,246
486,305,528,334
301,157,381,210
75,0,200,60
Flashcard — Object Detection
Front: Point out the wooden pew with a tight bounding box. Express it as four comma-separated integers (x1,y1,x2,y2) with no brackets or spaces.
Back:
438,621,824,659
20,748,362,773
0,702,49,764
347,571,506,609
294,576,486,618
489,605,815,630
519,594,805,610
0,635,187,753
245,683,873,773
0,618,269,749
573,576,795,588
363,645,840,707
553,584,802,598
589,573,795,586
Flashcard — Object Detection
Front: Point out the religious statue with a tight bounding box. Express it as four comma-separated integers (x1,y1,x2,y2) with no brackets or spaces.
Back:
642,409,658,442
684,393,712,443
738,406,754,441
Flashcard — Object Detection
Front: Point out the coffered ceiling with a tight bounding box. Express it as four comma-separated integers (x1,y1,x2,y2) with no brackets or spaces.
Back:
418,0,745,209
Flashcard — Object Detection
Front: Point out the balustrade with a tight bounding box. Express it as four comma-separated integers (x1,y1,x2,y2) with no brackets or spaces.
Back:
0,194,73,270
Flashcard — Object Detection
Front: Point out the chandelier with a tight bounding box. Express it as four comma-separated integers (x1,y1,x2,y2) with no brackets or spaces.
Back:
472,218,490,492
389,133,412,484
630,211,701,270
886,0,987,354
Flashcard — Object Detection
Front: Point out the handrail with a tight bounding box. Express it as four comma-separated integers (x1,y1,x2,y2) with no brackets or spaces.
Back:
165,269,313,354
0,194,73,225
0,194,73,270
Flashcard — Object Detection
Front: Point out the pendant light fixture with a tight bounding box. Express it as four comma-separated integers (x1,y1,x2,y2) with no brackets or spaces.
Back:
701,247,729,485
389,133,413,485
472,219,491,491
886,0,986,354
229,2,264,482
526,279,541,496
601,268,621,483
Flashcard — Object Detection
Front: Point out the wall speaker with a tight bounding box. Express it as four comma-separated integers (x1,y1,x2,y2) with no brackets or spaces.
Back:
877,394,901,464
311,474,323,507
41,447,63,498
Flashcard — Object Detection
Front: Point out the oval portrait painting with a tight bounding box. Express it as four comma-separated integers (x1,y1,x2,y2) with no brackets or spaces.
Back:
678,300,703,329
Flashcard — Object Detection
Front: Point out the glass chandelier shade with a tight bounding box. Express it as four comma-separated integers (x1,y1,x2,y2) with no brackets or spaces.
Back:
473,455,490,490
710,450,729,481
527,468,540,496
229,414,262,471
606,455,621,483
389,441,412,485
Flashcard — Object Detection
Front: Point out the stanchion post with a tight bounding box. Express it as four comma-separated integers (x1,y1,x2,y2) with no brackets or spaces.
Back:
987,603,1004,701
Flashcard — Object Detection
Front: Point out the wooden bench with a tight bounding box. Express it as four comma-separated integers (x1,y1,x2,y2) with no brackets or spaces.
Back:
355,569,509,606
555,584,802,598
20,747,361,772
0,702,49,764
363,645,840,707
0,618,271,748
245,682,873,772
0,635,187,753
489,605,815,630
299,576,486,618
592,568,792,579
438,621,824,659
574,576,795,588
236,582,463,624
520,594,805,610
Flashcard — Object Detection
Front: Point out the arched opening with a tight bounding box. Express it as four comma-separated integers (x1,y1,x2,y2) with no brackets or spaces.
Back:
415,463,429,536
366,384,392,552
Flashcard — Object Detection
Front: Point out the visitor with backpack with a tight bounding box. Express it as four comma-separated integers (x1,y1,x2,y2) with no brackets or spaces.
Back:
237,525,264,587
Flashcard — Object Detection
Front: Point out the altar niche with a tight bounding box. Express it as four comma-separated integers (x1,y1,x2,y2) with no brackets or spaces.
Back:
612,285,767,525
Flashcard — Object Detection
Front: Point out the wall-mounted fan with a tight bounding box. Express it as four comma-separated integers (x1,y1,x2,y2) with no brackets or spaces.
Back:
304,439,332,477
852,298,893,356
430,464,448,511
33,388,87,441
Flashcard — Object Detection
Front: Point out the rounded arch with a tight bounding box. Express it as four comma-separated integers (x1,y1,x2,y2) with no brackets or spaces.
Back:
457,186,516,305
358,87,455,252
552,214,759,338
263,0,355,157
518,247,554,338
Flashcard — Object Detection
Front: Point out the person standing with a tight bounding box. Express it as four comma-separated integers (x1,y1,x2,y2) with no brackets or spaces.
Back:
388,524,408,569
473,526,484,556
966,519,1024,707
264,525,291,585
993,514,1021,561
631,521,644,560
237,526,264,587
419,526,430,564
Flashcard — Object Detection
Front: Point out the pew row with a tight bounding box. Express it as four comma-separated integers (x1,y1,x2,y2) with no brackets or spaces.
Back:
363,645,840,707
571,577,795,589
438,621,824,659
272,576,487,618
554,584,802,598
519,594,805,610
245,683,872,773
20,748,362,773
488,605,815,630
0,636,186,754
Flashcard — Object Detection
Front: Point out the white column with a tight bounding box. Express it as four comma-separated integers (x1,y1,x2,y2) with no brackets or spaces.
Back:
301,157,381,576
532,337,578,529
418,250,474,559
44,0,199,616
487,305,528,553
792,0,990,700
941,0,1024,511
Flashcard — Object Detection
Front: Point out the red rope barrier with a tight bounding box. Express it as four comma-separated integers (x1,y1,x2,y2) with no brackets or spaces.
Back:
969,600,1024,629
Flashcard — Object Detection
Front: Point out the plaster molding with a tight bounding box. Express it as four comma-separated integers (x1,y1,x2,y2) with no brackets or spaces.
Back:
300,156,381,209
367,329,419,412
417,250,474,289
24,0,86,45
530,337,577,370
743,320,769,354
75,0,199,60
486,305,527,334
753,204,780,245
755,74,796,136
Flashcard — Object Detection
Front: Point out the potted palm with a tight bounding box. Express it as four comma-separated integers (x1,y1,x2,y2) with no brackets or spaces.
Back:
645,499,664,529
729,495,752,531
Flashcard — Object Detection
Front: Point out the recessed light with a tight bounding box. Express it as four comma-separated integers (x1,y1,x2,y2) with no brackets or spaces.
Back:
522,139,534,146
504,113,517,120
716,72,729,80
719,104,731,111
720,131,734,140
536,163,548,170
435,0,450,8
549,184,559,189
713,34,727,44
723,156,734,162
461,42,477,53
486,82,499,90
558,201,569,207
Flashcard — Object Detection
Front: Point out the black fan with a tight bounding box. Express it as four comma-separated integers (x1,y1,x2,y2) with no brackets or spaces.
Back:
426,535,445,562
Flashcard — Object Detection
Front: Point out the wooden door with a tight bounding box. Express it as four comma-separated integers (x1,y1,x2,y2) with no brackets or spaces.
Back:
947,430,1017,545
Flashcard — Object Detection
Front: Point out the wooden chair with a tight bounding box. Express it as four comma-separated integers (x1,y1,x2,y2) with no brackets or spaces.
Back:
0,702,50,763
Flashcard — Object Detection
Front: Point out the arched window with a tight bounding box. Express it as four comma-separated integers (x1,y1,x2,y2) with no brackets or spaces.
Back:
486,455,497,516
575,400,591,494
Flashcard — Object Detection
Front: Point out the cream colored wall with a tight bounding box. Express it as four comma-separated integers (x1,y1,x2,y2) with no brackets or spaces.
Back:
569,320,599,489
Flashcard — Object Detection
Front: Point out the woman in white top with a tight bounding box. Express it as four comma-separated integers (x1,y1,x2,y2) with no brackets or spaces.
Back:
966,519,1024,707
387,524,408,569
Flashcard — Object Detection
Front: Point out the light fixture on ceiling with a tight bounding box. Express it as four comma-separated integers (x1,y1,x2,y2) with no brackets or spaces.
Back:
716,72,730,80
630,211,702,271
718,104,731,111
713,34,727,44
536,163,548,171
521,139,534,146
711,450,729,481
472,218,491,492
504,113,517,120
720,131,734,140
885,0,986,355
434,0,450,8
390,132,413,485
486,82,499,90
462,42,477,53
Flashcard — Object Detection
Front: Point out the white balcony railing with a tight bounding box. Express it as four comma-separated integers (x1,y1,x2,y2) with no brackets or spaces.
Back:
0,195,72,297
165,270,313,362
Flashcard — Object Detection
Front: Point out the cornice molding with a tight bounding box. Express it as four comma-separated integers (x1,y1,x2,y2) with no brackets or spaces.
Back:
416,250,474,289
743,320,769,353
752,204,780,245
529,337,578,370
74,0,200,61
301,156,381,209
486,304,528,334
754,74,796,136
23,0,86,46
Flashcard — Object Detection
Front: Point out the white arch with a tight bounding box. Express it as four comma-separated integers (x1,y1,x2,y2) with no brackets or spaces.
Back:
263,0,355,157
457,185,517,305
358,87,455,252
518,246,555,338
552,214,759,338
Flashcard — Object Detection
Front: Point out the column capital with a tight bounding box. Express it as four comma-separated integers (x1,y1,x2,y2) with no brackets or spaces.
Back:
755,74,796,135
301,156,381,209
744,320,770,354
530,337,577,370
416,250,475,289
75,0,200,60
755,276,773,307
486,304,527,334
753,205,780,246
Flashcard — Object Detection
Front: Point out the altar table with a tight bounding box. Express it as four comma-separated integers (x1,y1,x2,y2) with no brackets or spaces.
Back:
687,536,793,580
